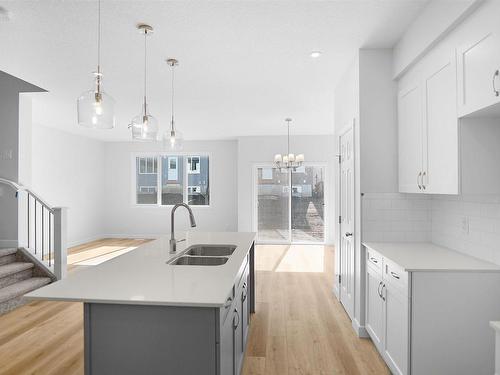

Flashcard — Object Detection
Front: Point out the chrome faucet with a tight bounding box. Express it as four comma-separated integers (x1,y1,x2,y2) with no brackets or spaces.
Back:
170,203,197,253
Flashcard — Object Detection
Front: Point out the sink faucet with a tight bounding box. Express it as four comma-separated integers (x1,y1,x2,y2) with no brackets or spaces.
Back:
170,203,197,253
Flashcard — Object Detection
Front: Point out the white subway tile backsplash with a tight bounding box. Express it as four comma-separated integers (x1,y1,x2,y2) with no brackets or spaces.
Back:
362,192,500,265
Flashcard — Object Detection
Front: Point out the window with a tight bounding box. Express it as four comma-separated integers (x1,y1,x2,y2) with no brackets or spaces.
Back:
187,156,200,174
134,154,210,206
136,157,158,204
138,157,157,174
261,168,273,180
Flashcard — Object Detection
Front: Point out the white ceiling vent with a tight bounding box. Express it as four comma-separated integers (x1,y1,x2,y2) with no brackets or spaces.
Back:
0,7,11,22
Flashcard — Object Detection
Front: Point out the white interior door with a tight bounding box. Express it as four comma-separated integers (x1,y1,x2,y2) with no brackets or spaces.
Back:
339,126,355,319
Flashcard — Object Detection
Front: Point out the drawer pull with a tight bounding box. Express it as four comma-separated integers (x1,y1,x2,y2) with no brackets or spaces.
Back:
370,257,378,264
493,69,499,97
390,271,400,280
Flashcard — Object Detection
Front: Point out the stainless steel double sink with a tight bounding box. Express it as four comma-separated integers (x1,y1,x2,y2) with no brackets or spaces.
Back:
169,245,236,266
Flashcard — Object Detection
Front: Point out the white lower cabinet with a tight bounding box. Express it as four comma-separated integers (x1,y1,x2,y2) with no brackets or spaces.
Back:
366,255,409,375
365,245,500,375
366,265,384,350
383,282,408,375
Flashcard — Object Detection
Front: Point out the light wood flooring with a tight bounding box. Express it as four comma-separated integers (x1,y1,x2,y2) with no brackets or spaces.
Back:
0,240,389,375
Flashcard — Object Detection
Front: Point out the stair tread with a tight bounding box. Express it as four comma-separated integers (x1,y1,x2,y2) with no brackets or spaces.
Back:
0,262,34,279
0,248,17,258
0,277,51,304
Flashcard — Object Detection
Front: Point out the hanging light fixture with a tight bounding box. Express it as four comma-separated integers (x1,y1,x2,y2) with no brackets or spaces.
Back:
163,58,184,150
77,0,116,129
129,24,159,141
274,118,305,171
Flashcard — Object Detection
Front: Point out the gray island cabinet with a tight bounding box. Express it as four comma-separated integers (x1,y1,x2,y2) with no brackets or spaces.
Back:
26,232,256,375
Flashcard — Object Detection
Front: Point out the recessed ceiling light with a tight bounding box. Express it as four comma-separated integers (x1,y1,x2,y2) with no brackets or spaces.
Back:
310,51,322,58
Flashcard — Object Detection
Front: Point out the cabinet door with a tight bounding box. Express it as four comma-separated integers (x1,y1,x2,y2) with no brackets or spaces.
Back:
233,307,243,375
383,283,409,375
398,83,424,193
220,307,235,375
424,54,459,194
241,273,250,346
457,28,500,117
366,265,384,351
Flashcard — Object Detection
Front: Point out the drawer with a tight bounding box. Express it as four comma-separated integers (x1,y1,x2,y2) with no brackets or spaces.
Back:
383,258,408,292
366,247,383,271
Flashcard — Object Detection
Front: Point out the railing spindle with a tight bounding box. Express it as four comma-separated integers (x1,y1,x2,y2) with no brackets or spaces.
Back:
27,193,30,249
34,197,37,254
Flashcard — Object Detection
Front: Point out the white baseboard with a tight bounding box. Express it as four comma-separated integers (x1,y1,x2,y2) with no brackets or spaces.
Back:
352,318,370,338
0,239,18,248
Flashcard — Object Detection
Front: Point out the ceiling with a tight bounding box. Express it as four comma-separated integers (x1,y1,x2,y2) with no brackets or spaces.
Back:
0,0,427,142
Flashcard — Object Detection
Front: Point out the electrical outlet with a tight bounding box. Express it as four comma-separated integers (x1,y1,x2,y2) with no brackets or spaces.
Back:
461,216,470,235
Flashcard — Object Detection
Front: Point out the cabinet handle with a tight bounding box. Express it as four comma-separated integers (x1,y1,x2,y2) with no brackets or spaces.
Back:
381,284,386,301
422,172,427,190
390,271,400,280
224,296,233,309
493,70,499,97
417,172,422,190
377,281,383,298
370,257,378,264
345,232,353,237
233,308,240,329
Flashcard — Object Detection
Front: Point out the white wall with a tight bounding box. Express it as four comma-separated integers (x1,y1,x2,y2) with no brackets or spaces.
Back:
31,124,106,247
237,135,336,244
393,0,481,78
102,140,238,238
0,71,44,247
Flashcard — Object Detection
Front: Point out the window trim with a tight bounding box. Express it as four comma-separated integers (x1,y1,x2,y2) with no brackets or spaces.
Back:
131,152,212,208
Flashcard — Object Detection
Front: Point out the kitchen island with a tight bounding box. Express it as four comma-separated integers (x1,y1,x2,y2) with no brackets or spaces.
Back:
27,232,256,375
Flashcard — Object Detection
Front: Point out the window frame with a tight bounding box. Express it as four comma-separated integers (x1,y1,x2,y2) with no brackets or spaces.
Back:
131,152,212,208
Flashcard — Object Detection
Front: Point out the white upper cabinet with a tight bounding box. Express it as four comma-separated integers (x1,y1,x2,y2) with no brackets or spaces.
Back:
398,83,423,194
457,24,500,118
398,51,459,195
423,54,459,194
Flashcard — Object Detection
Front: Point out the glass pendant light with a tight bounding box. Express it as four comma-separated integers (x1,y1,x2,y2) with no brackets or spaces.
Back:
129,24,159,141
163,58,184,150
77,0,116,129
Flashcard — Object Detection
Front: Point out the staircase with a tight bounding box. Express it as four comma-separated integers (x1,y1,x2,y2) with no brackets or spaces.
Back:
0,247,53,315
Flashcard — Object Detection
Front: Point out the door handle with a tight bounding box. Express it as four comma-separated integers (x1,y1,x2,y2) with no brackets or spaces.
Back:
345,232,353,237
417,172,422,190
493,70,499,97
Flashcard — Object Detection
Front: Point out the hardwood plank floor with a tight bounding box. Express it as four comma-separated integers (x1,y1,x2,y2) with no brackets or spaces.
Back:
0,241,389,375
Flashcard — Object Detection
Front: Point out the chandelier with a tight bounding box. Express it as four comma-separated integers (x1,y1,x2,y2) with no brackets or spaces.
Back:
274,118,304,170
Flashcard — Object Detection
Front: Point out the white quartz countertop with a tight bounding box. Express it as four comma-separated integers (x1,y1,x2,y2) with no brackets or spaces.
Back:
363,242,500,272
26,232,256,307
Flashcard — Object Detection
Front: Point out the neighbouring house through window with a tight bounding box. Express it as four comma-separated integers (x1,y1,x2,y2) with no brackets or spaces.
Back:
134,154,210,206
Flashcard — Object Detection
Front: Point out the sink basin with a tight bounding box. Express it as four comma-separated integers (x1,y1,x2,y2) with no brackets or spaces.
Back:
186,245,236,257
170,256,228,266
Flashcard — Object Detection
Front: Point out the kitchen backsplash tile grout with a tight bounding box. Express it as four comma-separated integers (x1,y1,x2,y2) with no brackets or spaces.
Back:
361,192,500,265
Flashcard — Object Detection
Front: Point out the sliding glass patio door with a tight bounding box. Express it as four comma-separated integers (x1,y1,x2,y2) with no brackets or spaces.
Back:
255,165,325,244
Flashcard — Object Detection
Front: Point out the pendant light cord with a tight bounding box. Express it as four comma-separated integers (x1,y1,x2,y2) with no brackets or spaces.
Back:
97,0,100,72
143,29,147,115
171,63,175,132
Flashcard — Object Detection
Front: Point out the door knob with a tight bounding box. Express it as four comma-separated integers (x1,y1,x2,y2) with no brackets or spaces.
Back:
345,232,353,237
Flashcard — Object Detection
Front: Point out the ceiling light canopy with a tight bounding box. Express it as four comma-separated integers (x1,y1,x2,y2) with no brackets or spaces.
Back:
129,24,159,141
310,51,322,58
77,0,116,129
274,118,304,171
163,58,183,151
